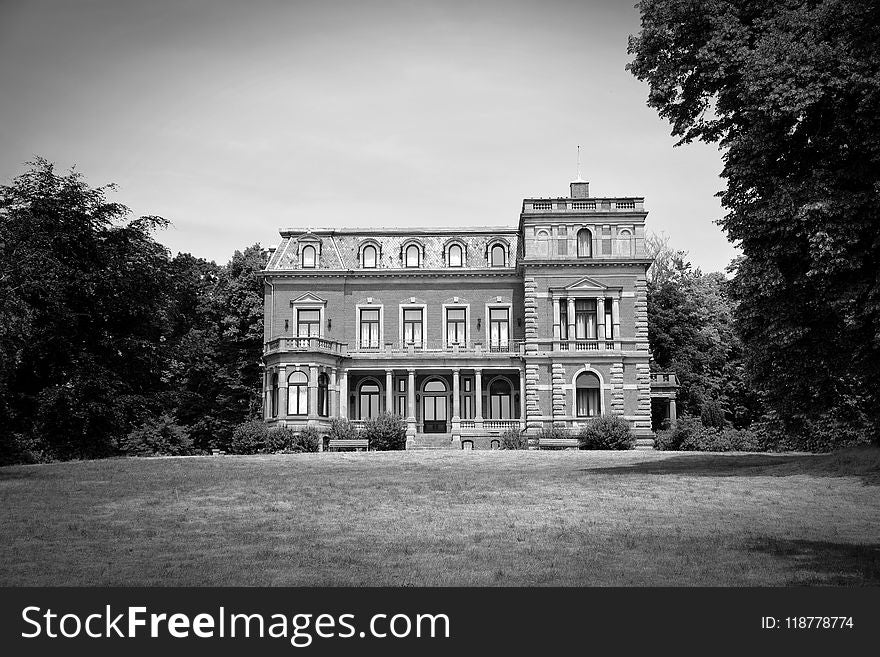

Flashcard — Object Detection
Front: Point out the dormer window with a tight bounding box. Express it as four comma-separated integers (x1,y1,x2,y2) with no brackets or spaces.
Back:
448,243,463,267
301,245,316,268
363,245,377,268
405,244,420,268
487,240,509,267
490,244,505,267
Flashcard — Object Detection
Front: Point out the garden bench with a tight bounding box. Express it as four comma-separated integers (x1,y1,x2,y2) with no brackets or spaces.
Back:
539,438,580,449
328,438,369,452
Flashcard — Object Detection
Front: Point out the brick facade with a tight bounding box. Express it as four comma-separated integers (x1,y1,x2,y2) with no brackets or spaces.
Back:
262,180,658,449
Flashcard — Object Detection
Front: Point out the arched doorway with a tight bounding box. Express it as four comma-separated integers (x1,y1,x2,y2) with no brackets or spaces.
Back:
422,378,448,433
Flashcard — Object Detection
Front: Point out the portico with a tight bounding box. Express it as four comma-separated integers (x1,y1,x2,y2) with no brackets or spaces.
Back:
338,366,525,443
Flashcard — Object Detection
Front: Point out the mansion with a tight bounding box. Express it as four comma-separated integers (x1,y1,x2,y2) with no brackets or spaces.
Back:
261,178,677,449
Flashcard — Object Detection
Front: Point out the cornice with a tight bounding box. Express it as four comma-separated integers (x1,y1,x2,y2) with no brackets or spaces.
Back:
262,268,522,281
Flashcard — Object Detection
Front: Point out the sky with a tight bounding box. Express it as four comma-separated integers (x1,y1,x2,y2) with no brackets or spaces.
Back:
0,0,737,272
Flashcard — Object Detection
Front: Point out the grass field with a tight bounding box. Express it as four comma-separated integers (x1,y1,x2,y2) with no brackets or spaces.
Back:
1,449,878,586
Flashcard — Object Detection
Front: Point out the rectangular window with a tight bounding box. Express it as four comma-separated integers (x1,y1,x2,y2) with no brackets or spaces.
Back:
575,300,597,340
396,396,407,417
559,300,568,340
489,307,510,349
490,391,511,419
297,309,321,337
576,388,600,417
446,307,466,345
403,308,423,346
604,299,613,341
359,308,380,349
602,227,612,255
462,395,473,419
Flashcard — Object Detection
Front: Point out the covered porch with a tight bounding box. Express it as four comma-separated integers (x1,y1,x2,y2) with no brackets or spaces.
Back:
341,367,524,442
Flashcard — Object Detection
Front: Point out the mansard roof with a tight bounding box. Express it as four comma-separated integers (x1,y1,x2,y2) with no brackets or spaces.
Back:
265,227,520,271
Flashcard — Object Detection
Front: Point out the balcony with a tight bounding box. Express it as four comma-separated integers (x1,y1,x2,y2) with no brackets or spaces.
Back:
650,372,679,387
522,197,645,213
264,338,525,358
363,340,525,356
532,338,645,352
263,336,345,356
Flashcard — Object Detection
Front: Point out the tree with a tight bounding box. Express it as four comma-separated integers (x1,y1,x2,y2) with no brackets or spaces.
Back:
629,0,880,443
172,245,265,450
646,234,760,427
0,158,172,459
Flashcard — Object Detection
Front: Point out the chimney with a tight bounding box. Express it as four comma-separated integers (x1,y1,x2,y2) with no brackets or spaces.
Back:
570,180,589,198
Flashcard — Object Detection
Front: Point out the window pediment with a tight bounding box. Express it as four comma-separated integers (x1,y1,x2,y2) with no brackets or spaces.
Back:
290,292,327,305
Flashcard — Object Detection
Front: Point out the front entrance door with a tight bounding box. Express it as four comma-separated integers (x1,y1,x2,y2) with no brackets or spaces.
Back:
422,379,448,433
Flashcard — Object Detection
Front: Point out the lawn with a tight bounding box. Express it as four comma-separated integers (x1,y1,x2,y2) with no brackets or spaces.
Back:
1,449,878,586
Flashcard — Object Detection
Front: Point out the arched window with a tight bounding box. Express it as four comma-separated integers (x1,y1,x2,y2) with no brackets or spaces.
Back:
288,371,308,415
490,244,506,267
405,244,420,268
301,245,316,268
576,372,601,417
616,229,632,257
425,379,447,393
318,373,329,417
359,381,381,419
489,378,512,419
362,245,377,268
535,231,550,258
448,243,463,267
577,229,592,257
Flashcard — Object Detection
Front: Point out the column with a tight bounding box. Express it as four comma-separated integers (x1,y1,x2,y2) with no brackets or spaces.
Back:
385,369,393,415
552,296,561,341
451,368,461,441
263,371,269,419
406,369,416,438
519,368,526,430
567,297,576,340
339,370,348,418
474,368,483,428
669,398,677,425
328,367,338,417
611,298,621,349
597,297,606,349
278,366,288,418
308,365,318,421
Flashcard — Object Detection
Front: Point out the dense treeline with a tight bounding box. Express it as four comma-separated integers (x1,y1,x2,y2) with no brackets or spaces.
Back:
629,0,880,445
0,159,264,464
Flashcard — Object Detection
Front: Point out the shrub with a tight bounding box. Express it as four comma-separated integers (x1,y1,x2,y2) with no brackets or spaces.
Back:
229,420,269,454
120,414,194,456
290,426,320,453
500,427,528,450
0,432,51,465
329,417,359,441
656,416,770,452
700,401,726,429
578,416,634,450
266,426,296,452
362,413,406,451
655,416,700,451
